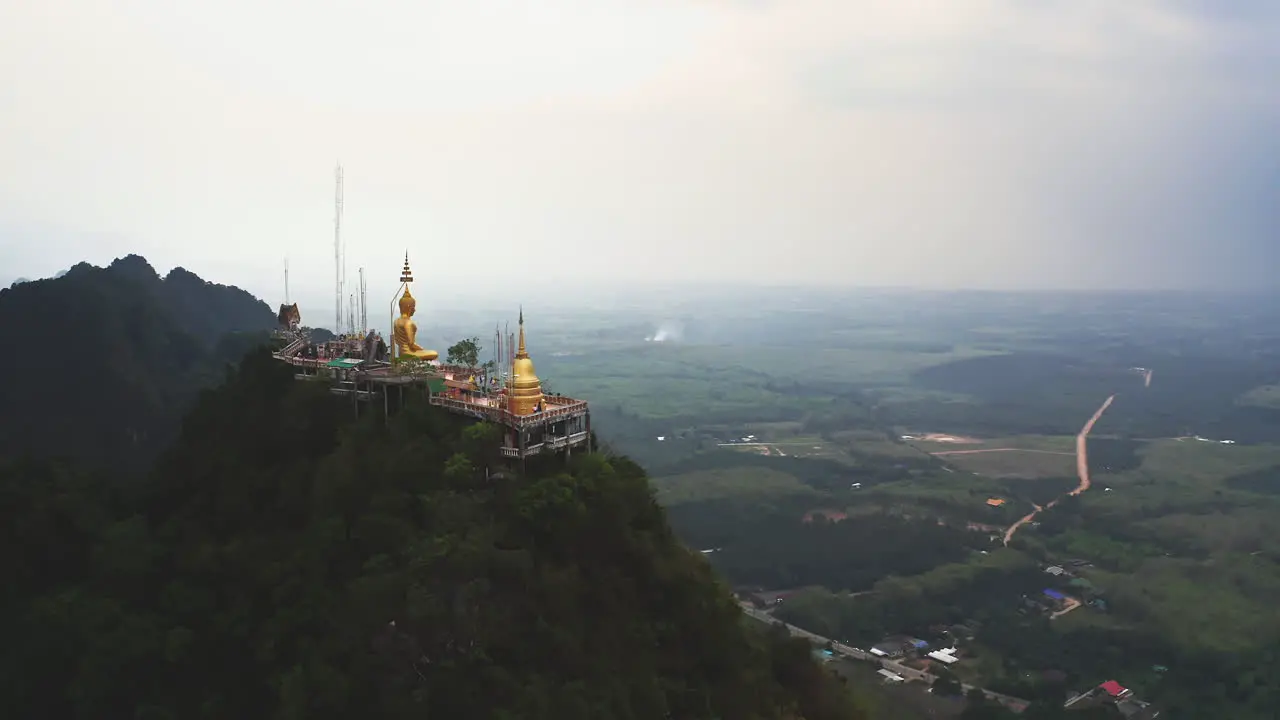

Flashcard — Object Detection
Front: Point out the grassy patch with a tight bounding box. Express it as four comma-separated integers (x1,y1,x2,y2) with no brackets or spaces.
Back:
653,466,822,506
934,450,1077,479
908,434,1076,453
1136,509,1280,555
1003,476,1079,507
904,434,1078,479
544,342,995,420
831,430,931,459
718,437,853,463
1087,556,1280,652
1050,608,1127,634
1130,440,1280,486
1236,384,1280,409
1050,530,1165,572
1223,465,1280,496
1086,437,1143,474
742,421,806,438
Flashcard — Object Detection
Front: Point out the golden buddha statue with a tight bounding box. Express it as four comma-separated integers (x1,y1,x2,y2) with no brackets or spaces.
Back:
508,308,544,416
392,257,438,361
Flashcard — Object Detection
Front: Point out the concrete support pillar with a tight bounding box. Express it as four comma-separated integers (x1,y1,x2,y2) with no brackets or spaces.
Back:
519,429,527,474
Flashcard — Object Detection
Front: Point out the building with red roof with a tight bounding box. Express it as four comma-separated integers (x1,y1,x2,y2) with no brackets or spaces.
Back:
1100,680,1131,699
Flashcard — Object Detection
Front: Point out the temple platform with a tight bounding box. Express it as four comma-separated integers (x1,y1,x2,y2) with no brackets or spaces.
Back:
271,346,592,461
269,254,587,462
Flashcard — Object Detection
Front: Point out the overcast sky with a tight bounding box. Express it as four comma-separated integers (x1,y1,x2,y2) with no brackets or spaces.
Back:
2,0,1277,318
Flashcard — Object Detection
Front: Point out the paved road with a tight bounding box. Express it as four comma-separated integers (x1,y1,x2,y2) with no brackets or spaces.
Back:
740,604,1028,711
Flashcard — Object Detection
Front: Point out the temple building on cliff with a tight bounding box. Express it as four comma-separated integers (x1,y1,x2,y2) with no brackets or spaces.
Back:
272,253,592,462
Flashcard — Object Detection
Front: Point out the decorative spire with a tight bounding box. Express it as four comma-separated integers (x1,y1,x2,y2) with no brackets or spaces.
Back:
516,306,529,358
400,251,413,284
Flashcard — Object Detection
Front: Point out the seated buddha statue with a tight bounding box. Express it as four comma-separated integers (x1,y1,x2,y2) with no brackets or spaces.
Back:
392,288,438,361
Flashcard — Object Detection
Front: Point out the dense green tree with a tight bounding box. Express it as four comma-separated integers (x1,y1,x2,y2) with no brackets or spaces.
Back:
933,673,963,698
0,348,867,720
0,254,275,471
447,336,482,367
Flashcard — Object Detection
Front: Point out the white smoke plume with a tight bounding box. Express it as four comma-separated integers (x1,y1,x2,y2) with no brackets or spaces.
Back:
645,320,684,343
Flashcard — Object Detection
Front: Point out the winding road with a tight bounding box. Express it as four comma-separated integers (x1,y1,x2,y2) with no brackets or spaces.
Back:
1003,394,1116,545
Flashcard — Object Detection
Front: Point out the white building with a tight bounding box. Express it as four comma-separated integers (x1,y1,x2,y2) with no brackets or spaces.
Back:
878,669,905,683
928,649,960,664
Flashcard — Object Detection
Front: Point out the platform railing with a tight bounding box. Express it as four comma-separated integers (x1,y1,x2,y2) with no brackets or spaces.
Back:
428,395,588,429
500,444,550,458
545,431,590,449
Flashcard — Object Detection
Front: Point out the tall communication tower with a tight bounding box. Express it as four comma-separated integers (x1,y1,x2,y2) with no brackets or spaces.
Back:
358,267,368,333
334,163,345,333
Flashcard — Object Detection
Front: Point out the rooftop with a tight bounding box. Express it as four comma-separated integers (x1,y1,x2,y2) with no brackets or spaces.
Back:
1100,680,1130,698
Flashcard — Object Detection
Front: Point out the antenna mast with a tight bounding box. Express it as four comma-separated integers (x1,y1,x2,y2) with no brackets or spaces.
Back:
284,258,290,305
359,267,368,333
334,163,344,333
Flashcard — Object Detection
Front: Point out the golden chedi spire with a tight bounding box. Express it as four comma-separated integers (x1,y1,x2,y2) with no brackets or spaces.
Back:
508,306,544,416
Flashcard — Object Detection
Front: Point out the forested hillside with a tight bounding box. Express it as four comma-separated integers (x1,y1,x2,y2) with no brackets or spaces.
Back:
1,349,866,719
0,255,276,470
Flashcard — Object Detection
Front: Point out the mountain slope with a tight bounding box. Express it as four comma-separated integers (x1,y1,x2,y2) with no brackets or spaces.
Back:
0,254,276,470
2,349,866,719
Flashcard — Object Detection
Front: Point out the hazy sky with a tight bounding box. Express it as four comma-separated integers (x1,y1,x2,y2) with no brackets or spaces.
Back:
2,0,1278,318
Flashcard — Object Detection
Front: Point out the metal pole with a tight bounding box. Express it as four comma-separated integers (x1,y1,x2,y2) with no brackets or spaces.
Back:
389,282,404,361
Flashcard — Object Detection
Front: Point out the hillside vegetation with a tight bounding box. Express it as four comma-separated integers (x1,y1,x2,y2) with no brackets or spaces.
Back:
1,349,866,719
0,255,277,470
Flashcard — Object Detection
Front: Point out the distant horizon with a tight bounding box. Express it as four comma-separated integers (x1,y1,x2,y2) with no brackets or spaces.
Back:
5,249,1274,330
5,252,1277,319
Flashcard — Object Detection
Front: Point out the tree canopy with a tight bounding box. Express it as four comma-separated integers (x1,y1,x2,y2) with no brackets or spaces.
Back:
447,336,482,367
1,348,866,719
0,254,276,471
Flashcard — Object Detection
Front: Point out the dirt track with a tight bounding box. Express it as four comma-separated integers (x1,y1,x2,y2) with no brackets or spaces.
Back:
1002,394,1116,545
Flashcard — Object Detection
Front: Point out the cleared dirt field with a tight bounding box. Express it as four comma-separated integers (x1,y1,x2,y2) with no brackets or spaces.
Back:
904,435,1079,478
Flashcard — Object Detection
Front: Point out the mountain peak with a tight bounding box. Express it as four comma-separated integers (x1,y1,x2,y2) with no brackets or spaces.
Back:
164,266,203,283
107,254,159,282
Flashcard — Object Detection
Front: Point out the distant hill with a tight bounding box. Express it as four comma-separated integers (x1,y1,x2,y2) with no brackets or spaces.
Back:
0,254,277,471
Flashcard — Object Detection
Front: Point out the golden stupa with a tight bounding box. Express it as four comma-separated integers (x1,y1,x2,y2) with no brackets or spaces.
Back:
392,253,439,361
508,308,544,416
